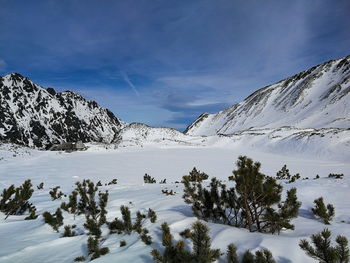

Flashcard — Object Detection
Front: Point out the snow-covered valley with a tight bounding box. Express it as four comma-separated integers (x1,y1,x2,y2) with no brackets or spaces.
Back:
1,55,350,263
0,144,349,263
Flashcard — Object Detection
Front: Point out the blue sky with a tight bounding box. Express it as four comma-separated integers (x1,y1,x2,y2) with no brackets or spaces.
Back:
1,0,349,130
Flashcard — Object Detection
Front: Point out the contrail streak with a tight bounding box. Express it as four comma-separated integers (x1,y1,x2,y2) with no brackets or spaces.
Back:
121,71,140,97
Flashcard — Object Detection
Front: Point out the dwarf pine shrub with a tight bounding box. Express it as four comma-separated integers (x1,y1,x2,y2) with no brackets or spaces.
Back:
0,179,36,219
75,236,110,262
120,240,127,247
140,228,152,245
183,156,301,233
162,189,176,196
87,236,109,260
25,207,38,220
84,215,102,237
62,225,77,237
109,205,133,234
151,221,220,263
312,197,335,224
49,186,65,200
276,165,291,180
227,244,239,263
108,205,153,244
159,179,167,184
74,256,86,262
43,208,64,232
299,228,349,263
148,208,157,223
328,173,344,179
254,249,276,263
182,167,209,182
144,174,156,184
37,182,44,190
61,190,78,217
276,164,300,183
66,180,109,223
227,244,276,263
107,179,118,185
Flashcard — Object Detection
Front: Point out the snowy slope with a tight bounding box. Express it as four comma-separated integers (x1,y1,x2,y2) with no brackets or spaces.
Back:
0,145,349,263
185,55,350,136
115,123,207,147
0,73,124,148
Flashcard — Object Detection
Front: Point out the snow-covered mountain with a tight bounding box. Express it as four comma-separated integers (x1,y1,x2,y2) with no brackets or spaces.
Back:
115,122,205,147
0,73,124,148
185,55,350,136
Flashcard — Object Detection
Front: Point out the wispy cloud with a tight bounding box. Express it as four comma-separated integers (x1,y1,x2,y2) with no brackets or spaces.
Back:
120,71,140,97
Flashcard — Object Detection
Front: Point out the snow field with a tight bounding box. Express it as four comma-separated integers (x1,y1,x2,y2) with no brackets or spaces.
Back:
0,145,349,262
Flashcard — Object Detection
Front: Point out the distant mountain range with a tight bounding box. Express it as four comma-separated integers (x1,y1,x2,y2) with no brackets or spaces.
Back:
1,55,349,151
0,73,124,148
185,55,350,136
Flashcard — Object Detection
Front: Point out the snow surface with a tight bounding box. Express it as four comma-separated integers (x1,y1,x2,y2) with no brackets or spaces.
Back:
0,143,349,263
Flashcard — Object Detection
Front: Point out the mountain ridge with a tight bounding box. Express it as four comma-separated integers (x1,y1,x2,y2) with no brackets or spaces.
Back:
185,55,350,136
0,73,124,148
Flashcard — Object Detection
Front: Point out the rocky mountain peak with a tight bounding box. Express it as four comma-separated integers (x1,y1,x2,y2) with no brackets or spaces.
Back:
0,73,124,148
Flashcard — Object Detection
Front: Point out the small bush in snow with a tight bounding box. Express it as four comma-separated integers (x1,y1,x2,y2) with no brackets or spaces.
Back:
84,215,102,237
276,164,300,183
43,208,64,232
49,186,65,200
147,208,157,223
162,189,176,196
226,244,276,263
37,182,44,190
108,205,154,244
25,207,38,220
182,167,209,182
76,180,109,224
61,190,78,217
183,156,301,234
159,179,167,184
312,197,335,225
106,178,118,185
0,179,36,219
276,164,291,180
288,173,301,183
62,225,77,237
226,244,239,263
328,173,344,179
254,249,276,263
109,205,133,234
144,174,156,184
140,228,152,245
74,256,86,262
87,236,109,260
120,240,127,247
242,250,255,263
299,228,349,263
151,221,220,263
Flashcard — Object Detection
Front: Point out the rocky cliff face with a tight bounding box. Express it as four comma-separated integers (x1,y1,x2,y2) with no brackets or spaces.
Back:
0,73,124,148
185,56,350,136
